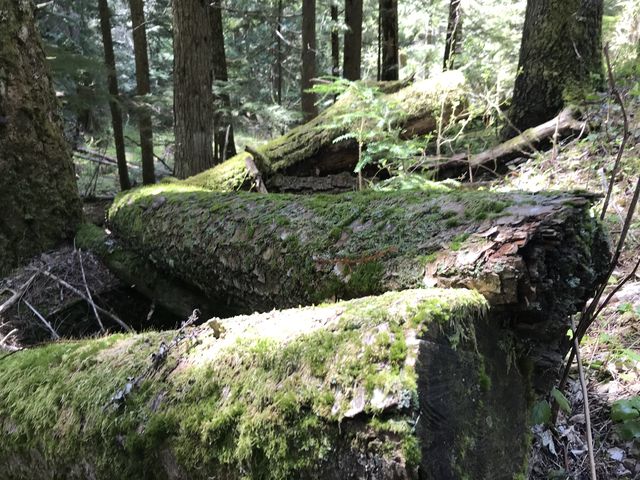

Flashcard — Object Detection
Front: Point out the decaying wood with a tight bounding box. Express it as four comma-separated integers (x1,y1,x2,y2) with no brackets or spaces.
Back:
420,108,586,174
0,273,37,316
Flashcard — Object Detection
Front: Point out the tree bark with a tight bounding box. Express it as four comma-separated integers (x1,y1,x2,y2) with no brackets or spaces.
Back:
504,0,604,138
0,0,82,275
0,288,537,479
379,0,399,80
331,4,340,77
443,0,463,70
211,0,237,163
301,0,318,121
343,0,363,80
172,0,215,179
275,0,283,105
98,0,131,191
128,0,156,185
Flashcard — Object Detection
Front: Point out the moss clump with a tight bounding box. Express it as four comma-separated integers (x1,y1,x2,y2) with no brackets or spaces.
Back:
0,289,488,479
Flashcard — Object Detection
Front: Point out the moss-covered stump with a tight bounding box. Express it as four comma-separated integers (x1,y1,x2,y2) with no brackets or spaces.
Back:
0,289,532,479
0,0,82,275
178,71,466,193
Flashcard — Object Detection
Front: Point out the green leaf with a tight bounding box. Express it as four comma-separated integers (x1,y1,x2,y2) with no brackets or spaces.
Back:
532,400,552,425
551,387,571,414
615,419,640,441
611,397,640,423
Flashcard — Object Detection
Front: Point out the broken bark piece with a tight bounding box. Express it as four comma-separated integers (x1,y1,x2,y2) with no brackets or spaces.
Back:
0,289,533,479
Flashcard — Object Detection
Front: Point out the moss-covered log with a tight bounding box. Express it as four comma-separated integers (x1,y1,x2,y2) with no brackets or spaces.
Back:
176,71,466,193
0,289,533,479
105,183,609,389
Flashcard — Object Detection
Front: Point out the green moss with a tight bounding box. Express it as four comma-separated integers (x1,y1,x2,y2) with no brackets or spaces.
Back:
0,289,488,479
451,232,471,251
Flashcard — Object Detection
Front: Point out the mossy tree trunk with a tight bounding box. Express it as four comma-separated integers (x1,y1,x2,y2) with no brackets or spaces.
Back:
211,0,237,163
128,0,156,185
0,0,82,275
443,0,463,70
172,0,215,178
98,0,131,191
504,0,604,137
0,289,533,479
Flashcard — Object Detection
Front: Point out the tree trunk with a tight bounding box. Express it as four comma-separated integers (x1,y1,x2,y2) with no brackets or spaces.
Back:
172,0,215,179
0,0,82,275
443,0,463,70
331,4,340,77
0,288,538,479
128,0,156,185
98,0,131,191
211,0,236,163
504,0,604,138
275,0,283,105
343,0,363,80
379,0,399,80
301,0,318,121
181,72,465,193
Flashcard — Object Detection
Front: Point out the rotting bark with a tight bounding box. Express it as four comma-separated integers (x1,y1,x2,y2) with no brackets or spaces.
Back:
0,0,82,276
0,289,534,479
181,71,465,193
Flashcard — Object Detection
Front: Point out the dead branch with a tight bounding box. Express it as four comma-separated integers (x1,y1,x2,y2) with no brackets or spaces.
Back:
0,272,38,316
600,44,629,220
419,108,586,173
36,270,134,333
73,148,141,171
76,247,105,333
23,298,60,340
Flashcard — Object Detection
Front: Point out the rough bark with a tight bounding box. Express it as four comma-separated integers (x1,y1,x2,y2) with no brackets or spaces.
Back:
172,0,215,179
443,0,463,71
98,0,131,191
128,0,156,185
275,0,283,105
0,0,82,276
211,0,237,163
0,289,533,479
343,0,363,80
330,4,340,77
182,72,465,193
301,0,318,121
380,0,399,80
505,0,604,137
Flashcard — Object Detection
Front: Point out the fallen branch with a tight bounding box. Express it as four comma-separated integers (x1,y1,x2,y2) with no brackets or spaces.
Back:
600,44,629,220
0,272,38,316
36,269,134,333
419,108,586,173
73,148,140,171
23,298,60,340
76,247,105,333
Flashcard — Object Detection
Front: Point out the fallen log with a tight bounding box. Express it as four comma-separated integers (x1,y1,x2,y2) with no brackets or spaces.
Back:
421,107,587,175
180,71,466,193
0,289,534,479
106,184,610,388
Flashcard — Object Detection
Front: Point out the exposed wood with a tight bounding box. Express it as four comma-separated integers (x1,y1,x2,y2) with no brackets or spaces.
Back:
0,273,38,316
421,108,586,174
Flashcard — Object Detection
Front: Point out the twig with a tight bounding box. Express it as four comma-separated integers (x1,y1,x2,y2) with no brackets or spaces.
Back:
75,246,105,333
571,317,597,480
600,44,629,220
0,329,18,349
36,270,134,333
0,272,38,316
23,298,60,340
